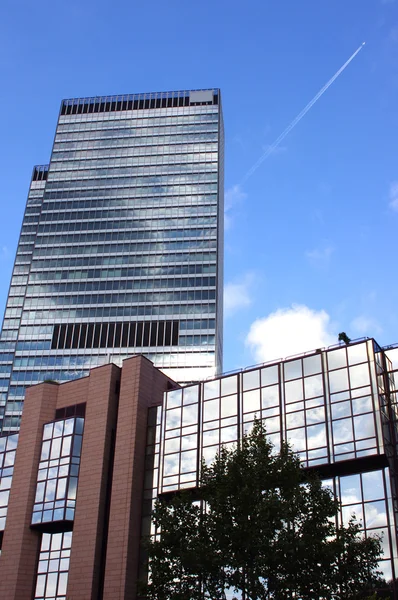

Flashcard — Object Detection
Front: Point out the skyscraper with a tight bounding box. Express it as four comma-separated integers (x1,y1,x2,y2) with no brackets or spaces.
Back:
0,88,224,432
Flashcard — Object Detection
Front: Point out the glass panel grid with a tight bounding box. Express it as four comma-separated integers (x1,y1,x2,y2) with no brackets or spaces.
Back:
157,342,397,578
161,386,199,492
337,469,394,580
142,405,162,545
159,341,387,486
31,418,84,525
0,433,18,530
34,531,72,600
329,356,378,461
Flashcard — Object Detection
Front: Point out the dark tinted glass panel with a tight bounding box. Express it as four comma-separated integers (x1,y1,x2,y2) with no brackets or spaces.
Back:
114,323,122,347
136,323,143,346
172,321,179,345
58,324,67,350
121,323,129,347
55,403,86,420
108,323,115,346
128,322,136,346
100,324,108,348
71,324,80,349
165,322,172,346
93,323,101,347
158,322,165,346
150,322,158,346
51,325,60,349
79,323,87,348
143,322,150,346
65,325,73,349
86,323,94,348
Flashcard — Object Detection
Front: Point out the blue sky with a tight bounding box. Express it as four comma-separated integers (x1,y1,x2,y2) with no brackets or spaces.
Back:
1,0,398,374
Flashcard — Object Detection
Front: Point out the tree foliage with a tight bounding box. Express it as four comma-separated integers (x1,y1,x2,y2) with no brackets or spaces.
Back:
144,421,384,600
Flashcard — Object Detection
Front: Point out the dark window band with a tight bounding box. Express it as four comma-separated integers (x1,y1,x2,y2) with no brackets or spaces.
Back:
32,166,48,181
51,320,179,350
60,94,218,116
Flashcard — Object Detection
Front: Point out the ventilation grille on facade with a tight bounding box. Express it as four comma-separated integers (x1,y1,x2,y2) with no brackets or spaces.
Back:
60,91,218,115
32,166,49,181
51,321,179,350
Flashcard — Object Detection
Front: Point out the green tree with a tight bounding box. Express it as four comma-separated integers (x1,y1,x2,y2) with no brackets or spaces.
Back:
144,421,384,600
145,497,208,600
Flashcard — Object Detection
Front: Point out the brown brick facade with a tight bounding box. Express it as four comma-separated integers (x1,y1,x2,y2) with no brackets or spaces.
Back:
0,382,59,599
103,356,173,599
0,356,173,600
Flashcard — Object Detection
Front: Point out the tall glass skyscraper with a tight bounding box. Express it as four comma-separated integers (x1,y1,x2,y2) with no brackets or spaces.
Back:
0,88,224,432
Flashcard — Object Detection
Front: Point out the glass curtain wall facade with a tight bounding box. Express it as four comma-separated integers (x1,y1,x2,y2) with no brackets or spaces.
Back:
152,339,398,583
0,88,224,432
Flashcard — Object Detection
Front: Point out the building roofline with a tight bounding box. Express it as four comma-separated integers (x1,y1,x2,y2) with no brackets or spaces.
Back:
61,88,221,105
205,336,380,382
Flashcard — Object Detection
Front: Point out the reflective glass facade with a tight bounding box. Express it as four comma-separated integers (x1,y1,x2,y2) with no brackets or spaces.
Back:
0,433,18,532
0,88,224,432
34,531,72,600
155,339,398,582
32,417,84,526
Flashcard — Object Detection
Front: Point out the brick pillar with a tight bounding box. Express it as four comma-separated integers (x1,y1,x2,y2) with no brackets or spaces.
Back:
65,363,120,600
0,382,59,600
102,356,172,600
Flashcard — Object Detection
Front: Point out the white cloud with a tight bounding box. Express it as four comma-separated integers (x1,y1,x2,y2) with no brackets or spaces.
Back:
224,273,254,317
246,304,336,363
388,181,398,210
305,245,334,265
0,246,9,262
225,184,246,212
350,315,382,336
224,184,247,230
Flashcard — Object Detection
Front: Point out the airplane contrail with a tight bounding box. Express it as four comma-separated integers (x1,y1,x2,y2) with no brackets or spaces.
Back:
240,43,366,185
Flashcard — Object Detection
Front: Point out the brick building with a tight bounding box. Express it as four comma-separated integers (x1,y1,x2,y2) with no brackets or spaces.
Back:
1,338,398,598
0,355,176,600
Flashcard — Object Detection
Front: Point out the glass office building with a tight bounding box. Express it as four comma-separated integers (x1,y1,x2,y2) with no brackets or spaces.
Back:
0,88,224,432
156,339,398,584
